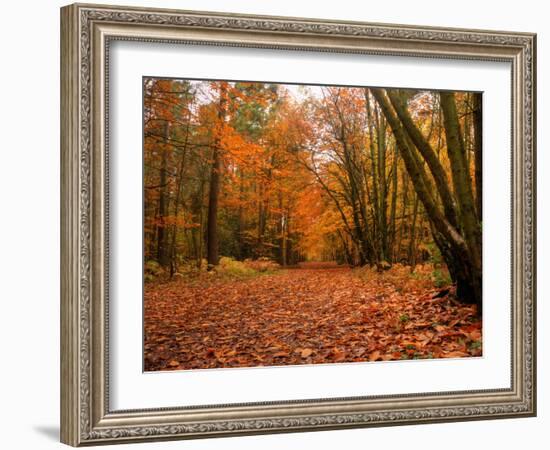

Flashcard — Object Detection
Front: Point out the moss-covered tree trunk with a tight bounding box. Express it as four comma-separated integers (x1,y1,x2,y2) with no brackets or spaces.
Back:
440,92,482,312
371,88,482,313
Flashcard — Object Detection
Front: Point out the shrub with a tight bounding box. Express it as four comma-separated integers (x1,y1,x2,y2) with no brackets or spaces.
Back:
218,257,257,277
144,260,165,282
175,259,208,277
214,257,281,278
148,257,281,283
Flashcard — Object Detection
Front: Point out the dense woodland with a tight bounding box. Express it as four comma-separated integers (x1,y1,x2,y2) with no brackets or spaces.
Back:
144,78,482,310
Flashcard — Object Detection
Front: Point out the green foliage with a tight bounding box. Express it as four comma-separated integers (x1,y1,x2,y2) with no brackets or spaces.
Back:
421,243,452,287
426,242,442,265
218,256,257,278
217,211,244,258
469,340,482,350
432,268,452,288
399,314,410,323
215,257,281,279
144,260,165,282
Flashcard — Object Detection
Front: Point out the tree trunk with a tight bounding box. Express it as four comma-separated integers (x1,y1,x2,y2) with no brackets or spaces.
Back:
206,83,227,268
365,90,380,261
281,214,287,266
197,183,205,270
372,88,481,312
408,194,420,266
396,171,409,262
473,93,483,220
168,114,191,277
388,146,399,261
157,121,170,267
440,92,482,311
386,89,459,228
237,169,245,260
206,146,221,268
376,110,389,261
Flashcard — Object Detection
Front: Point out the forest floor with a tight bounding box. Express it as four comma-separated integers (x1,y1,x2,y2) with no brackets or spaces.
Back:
144,262,482,371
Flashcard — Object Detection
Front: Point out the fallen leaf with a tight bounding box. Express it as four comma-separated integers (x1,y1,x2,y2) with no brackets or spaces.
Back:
331,350,346,362
144,263,482,371
444,351,470,358
368,350,381,361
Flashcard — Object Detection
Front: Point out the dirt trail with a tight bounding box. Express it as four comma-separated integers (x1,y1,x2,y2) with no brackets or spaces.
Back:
144,265,481,371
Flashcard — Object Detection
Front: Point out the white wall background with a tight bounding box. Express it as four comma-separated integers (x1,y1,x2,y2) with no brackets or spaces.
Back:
0,1,546,449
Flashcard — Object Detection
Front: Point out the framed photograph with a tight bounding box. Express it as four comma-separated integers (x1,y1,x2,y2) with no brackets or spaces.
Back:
60,3,536,446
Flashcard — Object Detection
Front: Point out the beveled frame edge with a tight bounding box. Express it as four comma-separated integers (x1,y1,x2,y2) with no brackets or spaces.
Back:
60,2,536,446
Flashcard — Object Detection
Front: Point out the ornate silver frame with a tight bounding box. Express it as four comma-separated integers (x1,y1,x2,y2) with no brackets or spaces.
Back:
60,3,536,446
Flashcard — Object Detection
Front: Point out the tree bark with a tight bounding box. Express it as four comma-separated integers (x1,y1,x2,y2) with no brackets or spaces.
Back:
371,89,465,250
473,93,483,220
386,90,458,228
376,110,389,261
206,83,227,268
372,88,480,312
168,110,191,277
408,194,420,266
237,169,245,260
157,121,170,266
388,146,399,261
396,171,409,262
440,92,482,311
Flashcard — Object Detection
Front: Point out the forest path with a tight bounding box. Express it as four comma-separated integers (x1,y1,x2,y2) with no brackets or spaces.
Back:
144,265,481,371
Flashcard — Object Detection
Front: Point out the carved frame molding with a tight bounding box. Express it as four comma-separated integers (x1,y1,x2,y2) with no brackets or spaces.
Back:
61,3,536,446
